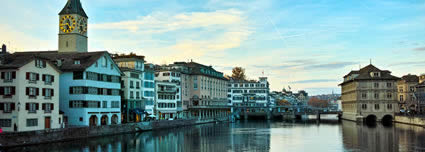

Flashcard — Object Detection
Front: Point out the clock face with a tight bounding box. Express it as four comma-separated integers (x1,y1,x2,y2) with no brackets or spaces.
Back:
60,15,76,33
78,18,87,35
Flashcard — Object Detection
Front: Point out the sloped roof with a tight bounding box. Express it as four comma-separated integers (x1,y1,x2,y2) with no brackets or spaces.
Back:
340,64,399,85
0,54,62,72
11,51,106,72
59,0,88,18
400,74,419,83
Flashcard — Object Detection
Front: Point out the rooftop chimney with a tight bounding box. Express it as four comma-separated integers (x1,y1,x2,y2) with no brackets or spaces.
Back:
1,44,6,54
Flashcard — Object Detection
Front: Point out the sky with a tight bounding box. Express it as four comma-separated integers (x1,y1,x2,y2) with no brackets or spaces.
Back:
1,0,425,95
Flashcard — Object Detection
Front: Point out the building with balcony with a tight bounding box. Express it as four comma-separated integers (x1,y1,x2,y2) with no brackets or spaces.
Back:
113,54,145,123
0,54,62,132
143,64,156,116
155,71,182,120
228,77,270,108
340,64,399,123
397,74,419,111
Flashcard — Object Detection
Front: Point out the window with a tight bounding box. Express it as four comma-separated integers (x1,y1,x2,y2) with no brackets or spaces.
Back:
374,83,379,88
387,92,392,99
102,56,107,67
400,95,404,102
26,119,38,127
42,88,54,99
361,104,367,110
42,103,53,113
136,92,140,99
111,101,120,108
386,83,392,88
0,119,11,127
73,72,84,80
374,93,379,99
0,103,15,113
42,75,54,85
1,71,16,82
74,60,81,65
26,87,39,97
70,101,84,108
374,104,380,110
410,86,415,92
35,60,46,68
110,63,113,70
387,104,393,110
95,61,98,67
130,91,134,99
103,101,107,108
26,103,38,113
26,72,39,82
1,86,15,97
136,82,140,89
130,81,134,88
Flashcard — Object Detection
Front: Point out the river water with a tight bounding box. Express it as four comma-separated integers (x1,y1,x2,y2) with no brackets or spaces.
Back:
6,116,425,152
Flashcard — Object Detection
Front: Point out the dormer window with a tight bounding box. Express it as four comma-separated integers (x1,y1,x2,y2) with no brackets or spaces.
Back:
35,60,46,68
102,56,107,67
74,60,81,65
371,72,380,77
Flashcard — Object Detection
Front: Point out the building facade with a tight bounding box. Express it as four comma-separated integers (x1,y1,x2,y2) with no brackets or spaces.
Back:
397,74,419,111
0,56,62,132
155,71,182,119
228,77,270,108
143,64,156,116
113,54,145,123
415,74,425,113
340,64,399,122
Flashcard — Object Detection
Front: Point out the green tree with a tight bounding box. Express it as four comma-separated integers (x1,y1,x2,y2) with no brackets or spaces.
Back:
231,67,246,80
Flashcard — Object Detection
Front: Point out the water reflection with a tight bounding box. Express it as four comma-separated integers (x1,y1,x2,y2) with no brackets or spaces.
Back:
5,119,425,152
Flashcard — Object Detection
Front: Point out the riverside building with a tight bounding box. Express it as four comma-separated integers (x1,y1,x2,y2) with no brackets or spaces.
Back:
228,77,270,107
0,52,62,132
155,70,182,119
397,74,419,111
340,64,399,123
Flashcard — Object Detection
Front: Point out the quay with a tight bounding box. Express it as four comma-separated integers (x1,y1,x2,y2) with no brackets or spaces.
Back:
0,118,226,148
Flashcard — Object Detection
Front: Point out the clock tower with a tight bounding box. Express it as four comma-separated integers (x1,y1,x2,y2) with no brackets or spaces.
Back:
58,0,88,52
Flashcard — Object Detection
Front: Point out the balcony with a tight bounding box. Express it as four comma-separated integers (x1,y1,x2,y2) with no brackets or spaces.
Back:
44,96,52,100
3,79,13,83
45,81,52,85
28,80,37,84
158,88,177,93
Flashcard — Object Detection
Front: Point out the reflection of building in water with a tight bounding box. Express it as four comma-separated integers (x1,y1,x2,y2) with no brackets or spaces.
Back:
341,121,399,152
395,123,425,152
230,121,271,151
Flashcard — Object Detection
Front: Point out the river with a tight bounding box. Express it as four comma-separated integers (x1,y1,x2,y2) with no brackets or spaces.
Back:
5,116,425,152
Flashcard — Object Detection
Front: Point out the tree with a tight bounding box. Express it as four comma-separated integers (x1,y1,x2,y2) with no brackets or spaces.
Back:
231,67,246,80
308,97,329,108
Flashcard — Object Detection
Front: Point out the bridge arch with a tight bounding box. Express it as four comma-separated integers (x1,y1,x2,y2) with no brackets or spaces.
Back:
381,115,393,126
364,115,377,126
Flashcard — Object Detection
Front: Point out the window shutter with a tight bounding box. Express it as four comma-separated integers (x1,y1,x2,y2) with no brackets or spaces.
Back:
1,72,4,79
51,89,54,96
26,72,30,80
52,76,54,82
36,74,39,80
12,72,16,79
0,87,4,95
26,103,29,110
11,103,15,110
36,103,39,110
36,88,39,96
42,75,45,81
51,104,54,110
11,87,15,95
26,87,29,95
0,103,4,110
42,88,46,96
42,103,45,110
69,87,73,94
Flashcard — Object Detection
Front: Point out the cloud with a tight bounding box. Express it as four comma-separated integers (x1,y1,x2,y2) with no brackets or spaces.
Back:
303,62,357,70
92,9,245,33
290,79,339,84
413,47,425,51
388,61,425,67
252,61,357,71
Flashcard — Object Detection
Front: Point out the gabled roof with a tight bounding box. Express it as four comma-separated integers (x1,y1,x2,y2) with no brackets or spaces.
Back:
59,0,88,18
0,54,62,73
12,51,107,72
340,64,399,85
400,74,419,83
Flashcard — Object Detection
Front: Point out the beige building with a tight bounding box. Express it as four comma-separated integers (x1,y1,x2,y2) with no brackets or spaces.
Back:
340,64,399,123
0,54,62,132
397,74,419,111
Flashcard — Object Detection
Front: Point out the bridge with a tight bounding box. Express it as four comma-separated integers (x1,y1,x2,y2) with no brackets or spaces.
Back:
231,104,342,121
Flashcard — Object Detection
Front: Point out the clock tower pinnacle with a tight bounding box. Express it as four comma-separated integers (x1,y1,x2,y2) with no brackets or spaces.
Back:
58,0,88,53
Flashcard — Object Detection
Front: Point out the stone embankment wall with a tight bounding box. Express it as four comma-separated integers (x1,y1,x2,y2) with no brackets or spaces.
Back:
394,115,425,127
0,119,218,148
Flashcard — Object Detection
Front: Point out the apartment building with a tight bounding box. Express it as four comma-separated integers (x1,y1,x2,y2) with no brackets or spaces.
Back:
228,77,270,107
397,74,419,111
155,70,182,119
0,54,61,132
144,64,156,115
415,74,425,113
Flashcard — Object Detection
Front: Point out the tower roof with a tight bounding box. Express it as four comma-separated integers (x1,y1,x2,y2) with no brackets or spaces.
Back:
59,0,88,18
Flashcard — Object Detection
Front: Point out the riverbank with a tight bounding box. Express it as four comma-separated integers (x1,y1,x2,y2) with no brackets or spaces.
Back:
0,118,224,148
394,115,425,127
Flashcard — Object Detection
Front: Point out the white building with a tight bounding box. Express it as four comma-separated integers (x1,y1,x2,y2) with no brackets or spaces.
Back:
228,77,270,107
0,54,62,132
155,71,182,119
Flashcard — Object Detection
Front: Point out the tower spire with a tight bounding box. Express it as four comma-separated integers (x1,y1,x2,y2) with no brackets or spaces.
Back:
59,0,88,18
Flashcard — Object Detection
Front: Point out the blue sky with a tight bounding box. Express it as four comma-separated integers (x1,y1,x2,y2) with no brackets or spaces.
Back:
1,0,425,95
